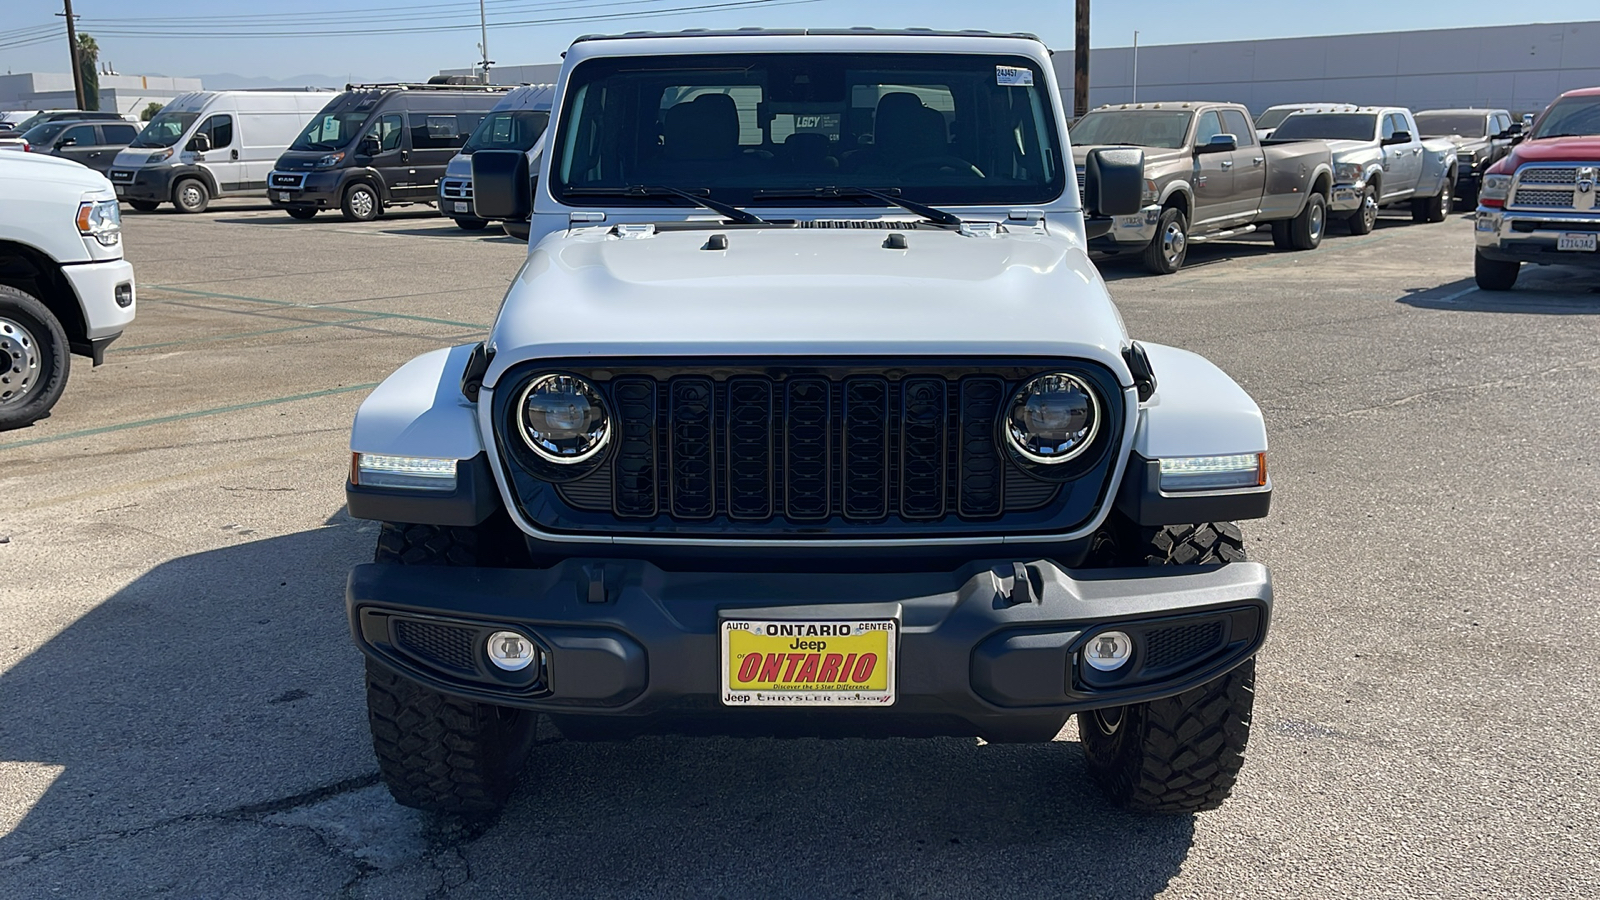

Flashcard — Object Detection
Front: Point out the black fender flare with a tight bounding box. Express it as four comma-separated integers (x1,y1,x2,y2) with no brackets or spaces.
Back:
338,167,391,204
167,164,217,200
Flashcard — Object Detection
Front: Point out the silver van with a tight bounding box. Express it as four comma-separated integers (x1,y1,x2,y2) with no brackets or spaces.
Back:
438,84,553,234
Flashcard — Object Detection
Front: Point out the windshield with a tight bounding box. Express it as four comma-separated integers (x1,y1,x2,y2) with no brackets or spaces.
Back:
462,109,549,154
1531,96,1600,139
291,110,373,151
1069,110,1193,149
10,113,51,133
21,122,69,145
550,52,1065,207
1415,114,1487,137
130,111,199,148
1254,108,1301,130
1270,113,1376,142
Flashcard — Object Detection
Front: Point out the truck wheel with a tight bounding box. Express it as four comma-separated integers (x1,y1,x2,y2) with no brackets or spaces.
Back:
1287,191,1326,251
1412,177,1453,224
1079,522,1255,813
455,217,489,231
172,178,210,214
365,522,535,818
0,285,71,432
286,208,318,220
1474,250,1520,291
128,200,160,212
342,183,381,222
1141,208,1188,275
1346,184,1377,235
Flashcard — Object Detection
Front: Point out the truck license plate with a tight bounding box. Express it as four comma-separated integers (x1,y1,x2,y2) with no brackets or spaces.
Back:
279,192,291,202
453,201,471,214
721,618,896,706
1557,233,1598,252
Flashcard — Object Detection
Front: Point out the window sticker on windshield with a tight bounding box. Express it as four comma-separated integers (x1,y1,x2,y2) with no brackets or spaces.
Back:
997,66,1034,87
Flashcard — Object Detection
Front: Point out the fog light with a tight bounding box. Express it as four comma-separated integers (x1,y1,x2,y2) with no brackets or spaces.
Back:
1084,631,1133,672
486,630,536,672
115,282,134,308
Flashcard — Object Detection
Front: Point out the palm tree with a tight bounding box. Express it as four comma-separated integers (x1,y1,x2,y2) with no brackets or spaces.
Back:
76,33,100,111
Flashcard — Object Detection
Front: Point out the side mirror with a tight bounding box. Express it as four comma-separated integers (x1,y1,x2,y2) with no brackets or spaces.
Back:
1083,146,1145,221
1382,130,1412,146
187,133,211,153
358,135,381,157
1197,133,1238,154
1506,123,1523,137
471,149,531,221
55,136,77,149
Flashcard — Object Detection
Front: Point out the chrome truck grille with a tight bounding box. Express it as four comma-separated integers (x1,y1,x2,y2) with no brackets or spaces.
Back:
1509,165,1599,211
493,361,1127,539
441,178,473,200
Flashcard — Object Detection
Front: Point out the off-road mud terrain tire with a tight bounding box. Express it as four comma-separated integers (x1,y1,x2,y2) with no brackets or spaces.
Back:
1079,521,1255,813
1474,251,1520,291
0,284,70,432
366,521,536,818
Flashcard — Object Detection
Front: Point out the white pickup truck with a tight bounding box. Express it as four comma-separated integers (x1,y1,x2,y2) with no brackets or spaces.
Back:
0,152,136,430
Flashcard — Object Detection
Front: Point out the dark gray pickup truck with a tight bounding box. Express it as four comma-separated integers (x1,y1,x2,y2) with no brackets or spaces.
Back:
1071,102,1335,274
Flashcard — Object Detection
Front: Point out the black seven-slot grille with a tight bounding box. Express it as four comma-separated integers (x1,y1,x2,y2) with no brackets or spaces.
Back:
495,361,1124,537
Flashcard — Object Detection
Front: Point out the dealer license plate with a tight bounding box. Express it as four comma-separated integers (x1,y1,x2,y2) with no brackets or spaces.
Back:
721,618,896,707
279,192,291,202
453,201,471,214
1557,233,1598,252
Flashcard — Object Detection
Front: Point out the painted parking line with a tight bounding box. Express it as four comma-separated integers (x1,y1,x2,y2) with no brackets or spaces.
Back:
0,383,380,452
114,315,392,352
144,284,491,330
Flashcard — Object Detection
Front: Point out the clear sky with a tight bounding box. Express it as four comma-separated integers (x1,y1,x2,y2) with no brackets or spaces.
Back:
0,1,1572,83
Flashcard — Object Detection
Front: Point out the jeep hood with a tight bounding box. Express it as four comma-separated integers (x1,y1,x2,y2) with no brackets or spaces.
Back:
483,224,1131,388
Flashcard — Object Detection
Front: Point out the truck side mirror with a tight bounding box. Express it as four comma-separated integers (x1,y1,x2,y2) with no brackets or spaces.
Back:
1197,133,1238,154
472,149,531,221
187,133,211,153
1082,146,1145,233
1505,123,1523,137
358,135,381,157
1382,130,1412,146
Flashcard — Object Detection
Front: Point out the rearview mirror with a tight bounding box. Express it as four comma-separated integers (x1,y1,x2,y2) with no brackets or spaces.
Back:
1083,146,1145,219
471,149,531,221
1381,131,1412,146
1197,133,1238,154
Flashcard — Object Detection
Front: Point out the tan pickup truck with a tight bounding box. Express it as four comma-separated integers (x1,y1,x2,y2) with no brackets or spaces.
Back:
1071,101,1335,274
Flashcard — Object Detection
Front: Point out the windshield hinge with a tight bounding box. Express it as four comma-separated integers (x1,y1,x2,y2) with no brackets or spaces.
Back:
569,211,606,224
958,222,1001,238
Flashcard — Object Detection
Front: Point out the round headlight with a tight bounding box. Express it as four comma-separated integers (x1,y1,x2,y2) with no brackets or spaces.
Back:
516,374,610,464
1005,373,1100,465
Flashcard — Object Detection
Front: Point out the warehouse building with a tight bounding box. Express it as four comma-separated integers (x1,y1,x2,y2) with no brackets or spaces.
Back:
0,71,203,116
1057,19,1600,116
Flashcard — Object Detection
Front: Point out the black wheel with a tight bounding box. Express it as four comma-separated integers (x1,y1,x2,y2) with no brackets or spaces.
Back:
1457,181,1478,207
1288,191,1326,250
172,178,210,214
0,284,71,432
1141,207,1188,275
366,522,535,818
1412,176,1453,224
127,199,160,212
1271,220,1293,250
1474,250,1520,291
1345,184,1377,235
502,220,531,242
455,217,490,231
286,207,318,220
1079,522,1256,813
342,183,381,222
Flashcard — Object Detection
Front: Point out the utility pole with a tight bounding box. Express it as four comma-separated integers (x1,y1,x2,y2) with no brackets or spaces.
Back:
477,0,494,83
1132,30,1139,104
1073,0,1090,118
58,0,86,110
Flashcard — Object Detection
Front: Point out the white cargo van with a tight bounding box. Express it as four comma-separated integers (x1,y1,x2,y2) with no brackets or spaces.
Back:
438,84,553,233
107,90,334,213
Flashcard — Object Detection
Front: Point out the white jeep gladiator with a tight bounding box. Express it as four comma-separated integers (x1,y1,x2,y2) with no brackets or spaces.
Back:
343,30,1275,819
0,151,136,430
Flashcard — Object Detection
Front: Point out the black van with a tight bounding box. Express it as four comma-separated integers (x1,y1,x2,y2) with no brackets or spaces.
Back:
266,83,507,221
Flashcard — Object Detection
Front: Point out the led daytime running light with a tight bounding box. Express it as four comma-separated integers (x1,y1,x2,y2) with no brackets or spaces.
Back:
1158,453,1266,492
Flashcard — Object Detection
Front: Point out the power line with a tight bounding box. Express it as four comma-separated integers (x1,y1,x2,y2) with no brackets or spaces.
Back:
0,30,67,52
80,0,677,26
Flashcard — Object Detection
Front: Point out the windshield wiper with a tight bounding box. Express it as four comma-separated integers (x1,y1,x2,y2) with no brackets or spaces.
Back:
565,185,766,225
753,186,963,227
1537,133,1596,140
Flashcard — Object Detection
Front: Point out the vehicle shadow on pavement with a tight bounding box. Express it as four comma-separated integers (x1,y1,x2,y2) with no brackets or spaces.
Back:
0,517,1195,898
1399,276,1600,313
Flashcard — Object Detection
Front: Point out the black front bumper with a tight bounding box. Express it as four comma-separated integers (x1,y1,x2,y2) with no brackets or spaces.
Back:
268,170,343,209
349,557,1271,742
109,164,182,203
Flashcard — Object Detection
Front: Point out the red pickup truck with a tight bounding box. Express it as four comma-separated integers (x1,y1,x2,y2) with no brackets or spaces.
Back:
1474,86,1600,290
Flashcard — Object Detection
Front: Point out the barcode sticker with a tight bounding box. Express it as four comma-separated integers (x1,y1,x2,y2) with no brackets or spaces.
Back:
996,66,1034,87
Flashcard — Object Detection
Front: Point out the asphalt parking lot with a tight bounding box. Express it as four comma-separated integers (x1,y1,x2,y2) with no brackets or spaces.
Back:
2,199,1598,899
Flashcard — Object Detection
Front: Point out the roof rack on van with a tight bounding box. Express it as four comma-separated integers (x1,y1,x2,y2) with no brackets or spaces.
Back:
343,81,508,92
571,27,1042,43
